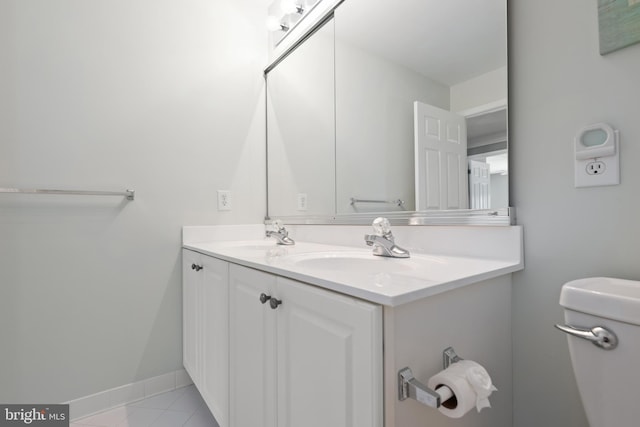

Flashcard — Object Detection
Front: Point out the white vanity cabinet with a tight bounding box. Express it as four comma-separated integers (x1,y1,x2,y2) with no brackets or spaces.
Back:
228,263,384,427
184,251,383,427
182,249,229,427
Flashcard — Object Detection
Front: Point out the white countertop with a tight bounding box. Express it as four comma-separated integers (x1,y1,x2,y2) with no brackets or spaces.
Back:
183,239,522,306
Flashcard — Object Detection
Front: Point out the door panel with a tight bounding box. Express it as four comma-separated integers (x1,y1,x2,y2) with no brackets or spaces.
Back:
229,265,277,427
414,101,468,210
276,278,383,427
201,256,229,427
469,159,491,209
182,250,200,383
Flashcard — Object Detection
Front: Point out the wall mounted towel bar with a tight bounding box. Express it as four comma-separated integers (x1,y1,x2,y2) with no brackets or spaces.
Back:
350,197,404,207
0,188,135,201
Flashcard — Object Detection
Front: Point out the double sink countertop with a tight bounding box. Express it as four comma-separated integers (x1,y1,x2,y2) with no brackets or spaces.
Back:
183,238,522,307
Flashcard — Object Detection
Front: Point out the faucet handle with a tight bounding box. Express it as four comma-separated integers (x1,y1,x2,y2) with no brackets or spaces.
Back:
269,219,285,232
372,217,392,237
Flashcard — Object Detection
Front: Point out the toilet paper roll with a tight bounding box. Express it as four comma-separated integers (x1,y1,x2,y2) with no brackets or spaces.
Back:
426,360,497,419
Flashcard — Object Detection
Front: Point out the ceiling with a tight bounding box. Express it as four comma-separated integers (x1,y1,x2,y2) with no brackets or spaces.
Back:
467,108,507,141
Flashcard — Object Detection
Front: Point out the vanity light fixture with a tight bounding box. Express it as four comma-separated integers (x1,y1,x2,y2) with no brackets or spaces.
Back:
266,0,321,36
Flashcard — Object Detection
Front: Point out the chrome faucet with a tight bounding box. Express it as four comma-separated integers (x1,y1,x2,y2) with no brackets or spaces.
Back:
364,217,410,258
265,220,295,245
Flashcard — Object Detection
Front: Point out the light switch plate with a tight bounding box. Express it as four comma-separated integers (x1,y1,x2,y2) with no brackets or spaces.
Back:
217,190,232,211
297,193,308,211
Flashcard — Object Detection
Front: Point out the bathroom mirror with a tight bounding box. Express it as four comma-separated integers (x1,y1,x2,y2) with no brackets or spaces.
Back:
267,19,336,218
266,0,509,224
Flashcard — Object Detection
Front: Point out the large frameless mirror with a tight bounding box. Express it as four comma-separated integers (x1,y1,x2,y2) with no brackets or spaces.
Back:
266,0,509,224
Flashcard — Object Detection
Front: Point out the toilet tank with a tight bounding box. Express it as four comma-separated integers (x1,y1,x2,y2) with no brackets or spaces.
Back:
560,277,640,326
559,277,640,427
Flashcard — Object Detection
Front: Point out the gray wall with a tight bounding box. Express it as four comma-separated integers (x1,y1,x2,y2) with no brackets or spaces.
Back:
0,0,266,403
490,173,508,209
510,0,640,426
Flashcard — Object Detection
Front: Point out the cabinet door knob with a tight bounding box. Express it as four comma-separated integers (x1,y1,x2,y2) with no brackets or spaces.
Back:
191,263,203,271
269,298,282,309
259,293,272,304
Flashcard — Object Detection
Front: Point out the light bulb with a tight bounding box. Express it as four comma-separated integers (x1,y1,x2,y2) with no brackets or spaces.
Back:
305,0,319,7
281,0,303,15
266,15,287,31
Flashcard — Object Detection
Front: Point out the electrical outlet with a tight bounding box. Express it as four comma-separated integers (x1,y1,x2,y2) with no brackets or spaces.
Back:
586,161,606,175
297,193,308,211
217,190,232,211
575,126,620,188
575,154,619,188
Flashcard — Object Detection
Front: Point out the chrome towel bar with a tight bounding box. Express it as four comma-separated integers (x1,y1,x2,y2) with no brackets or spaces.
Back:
350,197,404,207
0,187,135,201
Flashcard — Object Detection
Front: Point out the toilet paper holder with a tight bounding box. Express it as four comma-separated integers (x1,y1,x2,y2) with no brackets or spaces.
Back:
398,346,462,408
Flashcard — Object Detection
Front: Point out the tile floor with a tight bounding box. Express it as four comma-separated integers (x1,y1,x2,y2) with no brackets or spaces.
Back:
71,385,219,427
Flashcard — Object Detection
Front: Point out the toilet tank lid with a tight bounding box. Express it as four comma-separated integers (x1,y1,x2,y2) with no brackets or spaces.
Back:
560,277,640,326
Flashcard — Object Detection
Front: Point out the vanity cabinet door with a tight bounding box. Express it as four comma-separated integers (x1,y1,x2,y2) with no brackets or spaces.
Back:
183,250,230,427
182,249,201,383
228,263,383,427
229,265,278,427
200,255,229,427
276,277,383,427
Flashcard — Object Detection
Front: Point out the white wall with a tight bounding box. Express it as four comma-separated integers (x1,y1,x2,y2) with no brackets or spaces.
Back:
490,173,508,209
0,0,266,403
510,1,640,426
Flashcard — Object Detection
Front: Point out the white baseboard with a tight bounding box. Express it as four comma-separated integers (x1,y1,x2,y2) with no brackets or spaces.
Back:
66,369,193,421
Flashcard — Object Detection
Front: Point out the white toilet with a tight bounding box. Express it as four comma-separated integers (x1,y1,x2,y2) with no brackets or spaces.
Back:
557,277,640,427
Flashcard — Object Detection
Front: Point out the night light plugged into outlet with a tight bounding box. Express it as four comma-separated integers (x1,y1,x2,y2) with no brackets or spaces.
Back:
575,123,620,188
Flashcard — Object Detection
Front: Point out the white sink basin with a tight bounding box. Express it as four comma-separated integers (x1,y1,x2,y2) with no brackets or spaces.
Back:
284,251,443,276
221,240,280,250
271,249,521,305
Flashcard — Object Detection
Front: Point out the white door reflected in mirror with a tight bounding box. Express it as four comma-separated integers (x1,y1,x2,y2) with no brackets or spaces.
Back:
414,101,468,211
